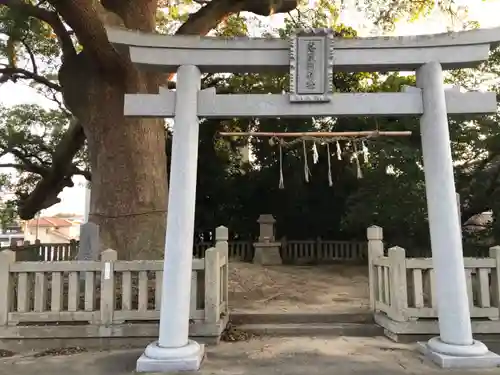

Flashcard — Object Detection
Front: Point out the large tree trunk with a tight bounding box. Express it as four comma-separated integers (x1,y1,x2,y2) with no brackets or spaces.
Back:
52,0,167,260
88,106,167,261
59,49,167,260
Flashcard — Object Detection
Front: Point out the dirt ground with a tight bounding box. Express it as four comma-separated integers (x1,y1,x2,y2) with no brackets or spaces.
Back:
3,336,500,375
228,263,370,314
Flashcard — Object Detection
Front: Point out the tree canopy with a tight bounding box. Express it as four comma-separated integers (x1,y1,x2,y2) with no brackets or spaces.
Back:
0,0,497,257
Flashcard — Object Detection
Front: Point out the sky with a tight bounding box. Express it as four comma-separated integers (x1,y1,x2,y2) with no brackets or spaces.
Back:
1,0,500,217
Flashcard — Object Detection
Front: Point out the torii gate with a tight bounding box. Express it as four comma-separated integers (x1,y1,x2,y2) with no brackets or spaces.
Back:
107,27,500,371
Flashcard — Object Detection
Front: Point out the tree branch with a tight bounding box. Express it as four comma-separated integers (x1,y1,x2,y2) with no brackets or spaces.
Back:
176,0,244,35
47,0,127,79
3,0,76,59
0,144,51,176
176,0,299,35
18,118,86,219
20,39,38,74
0,163,25,169
0,66,61,91
9,149,50,175
242,0,299,16
0,162,47,175
72,167,91,180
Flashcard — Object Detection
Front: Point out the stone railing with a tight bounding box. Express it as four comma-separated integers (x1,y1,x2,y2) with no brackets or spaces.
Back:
7,240,79,261
0,241,229,343
196,217,367,264
193,240,253,260
367,226,500,339
195,238,366,263
281,238,367,264
13,219,369,265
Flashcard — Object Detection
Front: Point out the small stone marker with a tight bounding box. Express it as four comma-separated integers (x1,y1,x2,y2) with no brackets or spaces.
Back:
77,222,100,261
253,214,282,265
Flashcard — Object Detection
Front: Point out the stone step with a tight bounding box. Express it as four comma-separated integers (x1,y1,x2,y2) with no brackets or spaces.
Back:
237,322,383,337
230,312,373,325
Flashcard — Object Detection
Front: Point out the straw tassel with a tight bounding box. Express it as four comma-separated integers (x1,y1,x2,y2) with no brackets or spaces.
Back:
279,142,284,189
336,141,342,160
312,142,319,164
353,142,363,179
362,141,369,163
302,140,311,182
327,143,333,187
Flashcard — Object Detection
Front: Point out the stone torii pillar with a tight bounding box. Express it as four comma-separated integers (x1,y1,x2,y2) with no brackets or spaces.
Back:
136,65,205,372
417,62,500,368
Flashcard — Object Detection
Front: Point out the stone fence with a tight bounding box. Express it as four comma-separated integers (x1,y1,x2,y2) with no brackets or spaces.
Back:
367,226,500,341
0,240,229,346
7,240,78,261
9,217,368,264
192,215,366,264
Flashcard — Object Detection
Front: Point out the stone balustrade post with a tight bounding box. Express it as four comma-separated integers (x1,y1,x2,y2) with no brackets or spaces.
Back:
0,250,15,325
215,225,229,245
388,246,408,322
100,249,117,326
367,226,384,311
490,246,500,318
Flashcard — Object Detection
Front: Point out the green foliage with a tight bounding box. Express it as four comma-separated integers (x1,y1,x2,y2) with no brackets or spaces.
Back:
0,2,61,79
354,0,463,31
0,173,16,230
215,14,249,36
157,1,195,34
0,104,87,206
0,198,17,230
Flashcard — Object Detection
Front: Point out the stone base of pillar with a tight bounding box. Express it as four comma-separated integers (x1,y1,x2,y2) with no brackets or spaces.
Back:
136,340,205,372
253,242,282,265
417,337,500,369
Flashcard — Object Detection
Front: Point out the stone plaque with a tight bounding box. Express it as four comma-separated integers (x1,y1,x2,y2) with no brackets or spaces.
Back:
289,29,334,103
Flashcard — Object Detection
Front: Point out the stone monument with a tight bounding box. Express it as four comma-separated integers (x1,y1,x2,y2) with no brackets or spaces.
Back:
253,214,282,265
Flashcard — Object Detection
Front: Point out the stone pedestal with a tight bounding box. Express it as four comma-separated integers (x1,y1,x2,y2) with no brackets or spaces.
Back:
253,241,282,265
417,339,500,369
136,340,205,372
